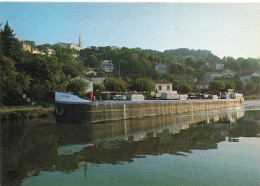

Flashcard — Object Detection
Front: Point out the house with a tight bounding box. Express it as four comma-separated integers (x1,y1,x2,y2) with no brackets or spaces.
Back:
47,48,54,56
86,68,97,76
204,69,235,82
32,48,45,55
91,76,106,84
239,72,260,82
216,63,224,70
222,69,234,77
210,63,224,70
155,63,169,73
73,77,93,93
196,82,210,89
101,60,114,72
57,34,83,51
204,72,224,82
22,43,31,52
153,80,173,94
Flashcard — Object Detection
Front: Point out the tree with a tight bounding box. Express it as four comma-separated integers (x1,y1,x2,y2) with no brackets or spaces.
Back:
54,47,85,78
246,81,257,94
209,80,225,93
129,78,155,92
83,55,99,68
185,57,197,68
66,78,88,96
1,21,21,59
93,83,106,100
234,79,244,92
55,47,77,64
0,56,27,105
104,78,127,92
22,40,36,48
178,83,193,94
225,81,236,90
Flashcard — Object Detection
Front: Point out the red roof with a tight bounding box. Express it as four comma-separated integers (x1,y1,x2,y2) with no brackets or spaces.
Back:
153,80,172,84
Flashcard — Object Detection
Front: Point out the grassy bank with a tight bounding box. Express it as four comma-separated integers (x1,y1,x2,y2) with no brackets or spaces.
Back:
0,106,55,120
244,94,260,100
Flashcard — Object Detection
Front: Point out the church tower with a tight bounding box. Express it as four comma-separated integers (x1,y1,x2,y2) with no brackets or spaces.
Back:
79,34,83,49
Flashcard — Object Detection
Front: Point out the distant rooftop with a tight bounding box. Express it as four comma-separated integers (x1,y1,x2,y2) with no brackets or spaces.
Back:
153,80,172,84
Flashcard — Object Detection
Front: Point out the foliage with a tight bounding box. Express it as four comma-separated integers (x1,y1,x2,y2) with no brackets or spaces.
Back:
178,83,193,94
224,81,236,90
129,78,155,92
82,54,99,68
1,21,21,59
234,79,244,92
1,21,260,106
209,80,225,93
104,78,127,92
246,81,257,94
22,40,35,47
66,78,88,96
93,83,106,99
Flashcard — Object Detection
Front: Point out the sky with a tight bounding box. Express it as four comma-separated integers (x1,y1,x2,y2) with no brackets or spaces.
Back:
0,2,260,59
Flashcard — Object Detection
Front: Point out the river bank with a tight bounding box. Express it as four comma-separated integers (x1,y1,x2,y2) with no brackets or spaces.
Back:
0,106,54,121
244,94,260,100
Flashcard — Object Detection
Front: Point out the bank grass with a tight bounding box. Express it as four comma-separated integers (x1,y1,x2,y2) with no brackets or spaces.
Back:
244,94,260,100
0,105,55,120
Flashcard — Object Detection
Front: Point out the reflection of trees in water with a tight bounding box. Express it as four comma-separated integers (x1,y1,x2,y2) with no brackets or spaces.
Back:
1,110,260,185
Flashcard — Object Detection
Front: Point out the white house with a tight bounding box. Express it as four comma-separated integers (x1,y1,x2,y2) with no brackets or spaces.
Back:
239,71,260,82
210,63,224,70
222,69,235,77
73,77,93,93
47,48,54,56
154,80,173,94
204,72,224,82
86,68,97,76
32,48,45,55
155,63,169,73
204,69,235,82
215,63,224,70
101,60,114,72
91,76,106,84
196,82,210,89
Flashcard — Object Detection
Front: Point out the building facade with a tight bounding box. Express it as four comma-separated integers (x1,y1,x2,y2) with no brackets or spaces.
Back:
239,71,260,82
73,77,93,93
153,80,173,94
91,76,106,84
101,60,114,72
22,43,31,52
210,63,224,70
204,69,235,82
155,63,169,73
57,34,83,51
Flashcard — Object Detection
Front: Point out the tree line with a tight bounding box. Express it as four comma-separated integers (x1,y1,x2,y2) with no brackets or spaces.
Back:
1,21,260,106
0,22,87,106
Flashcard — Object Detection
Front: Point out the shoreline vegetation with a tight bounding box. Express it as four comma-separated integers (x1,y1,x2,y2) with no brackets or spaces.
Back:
244,94,260,100
1,21,259,120
0,106,54,121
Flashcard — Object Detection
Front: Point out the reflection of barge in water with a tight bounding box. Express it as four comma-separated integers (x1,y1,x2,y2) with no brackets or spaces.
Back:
55,92,244,123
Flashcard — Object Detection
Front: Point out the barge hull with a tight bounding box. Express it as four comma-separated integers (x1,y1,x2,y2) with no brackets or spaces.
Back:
55,99,244,123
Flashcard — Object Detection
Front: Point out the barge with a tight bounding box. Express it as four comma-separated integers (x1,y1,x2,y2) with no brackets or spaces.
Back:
55,92,244,123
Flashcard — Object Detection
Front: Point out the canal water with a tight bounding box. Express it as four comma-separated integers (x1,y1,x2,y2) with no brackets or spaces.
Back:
1,100,260,186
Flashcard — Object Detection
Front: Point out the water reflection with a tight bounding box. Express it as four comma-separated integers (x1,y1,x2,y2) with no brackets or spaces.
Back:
1,108,260,186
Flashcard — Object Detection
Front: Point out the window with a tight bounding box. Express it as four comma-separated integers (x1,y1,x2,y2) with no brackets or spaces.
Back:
167,85,170,90
158,86,162,90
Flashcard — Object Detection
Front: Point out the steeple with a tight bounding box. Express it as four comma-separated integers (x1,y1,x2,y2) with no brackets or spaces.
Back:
79,33,82,49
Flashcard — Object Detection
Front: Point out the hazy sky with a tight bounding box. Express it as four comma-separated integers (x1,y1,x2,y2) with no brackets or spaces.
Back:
0,2,259,58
